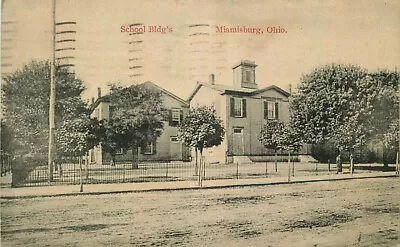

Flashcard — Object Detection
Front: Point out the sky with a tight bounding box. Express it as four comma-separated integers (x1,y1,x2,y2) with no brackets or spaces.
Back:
1,0,399,100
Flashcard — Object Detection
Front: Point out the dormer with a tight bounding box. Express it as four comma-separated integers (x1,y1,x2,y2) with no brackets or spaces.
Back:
232,60,258,89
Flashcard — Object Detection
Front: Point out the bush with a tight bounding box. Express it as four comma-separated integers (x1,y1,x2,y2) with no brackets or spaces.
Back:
11,155,46,187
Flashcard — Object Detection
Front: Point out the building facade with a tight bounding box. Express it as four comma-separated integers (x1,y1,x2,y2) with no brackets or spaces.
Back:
90,81,191,164
188,60,291,164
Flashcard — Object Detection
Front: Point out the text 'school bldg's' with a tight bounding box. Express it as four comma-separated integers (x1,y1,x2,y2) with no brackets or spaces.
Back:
188,60,291,164
90,82,191,165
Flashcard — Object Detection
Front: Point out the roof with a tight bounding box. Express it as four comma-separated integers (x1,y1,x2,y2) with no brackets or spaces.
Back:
188,82,290,101
142,81,189,107
90,81,189,112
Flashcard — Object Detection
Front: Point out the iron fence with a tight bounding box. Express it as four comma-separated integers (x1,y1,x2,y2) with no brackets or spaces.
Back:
11,158,398,187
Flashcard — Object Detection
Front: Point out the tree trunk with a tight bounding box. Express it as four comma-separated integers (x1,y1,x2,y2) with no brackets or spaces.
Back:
85,153,89,180
58,160,63,177
274,151,278,172
132,147,138,169
195,148,198,176
198,149,203,187
111,154,116,166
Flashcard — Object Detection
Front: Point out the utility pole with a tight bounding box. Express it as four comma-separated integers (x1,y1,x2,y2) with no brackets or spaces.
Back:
48,0,56,182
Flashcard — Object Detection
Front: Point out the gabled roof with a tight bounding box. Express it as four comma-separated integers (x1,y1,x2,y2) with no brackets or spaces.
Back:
142,81,189,107
90,81,189,112
188,82,290,101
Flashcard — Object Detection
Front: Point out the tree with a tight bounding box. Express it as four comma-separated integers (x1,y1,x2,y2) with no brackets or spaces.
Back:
259,120,285,172
179,106,224,156
178,106,225,176
1,120,15,175
1,60,87,157
290,64,399,165
57,116,103,157
100,119,130,166
107,83,165,168
280,122,303,154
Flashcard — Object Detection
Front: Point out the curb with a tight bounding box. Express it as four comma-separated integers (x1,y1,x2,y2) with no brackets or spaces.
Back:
1,174,397,200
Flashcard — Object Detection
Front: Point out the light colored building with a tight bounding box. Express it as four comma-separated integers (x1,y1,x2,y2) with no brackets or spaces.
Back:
90,81,191,164
188,60,291,164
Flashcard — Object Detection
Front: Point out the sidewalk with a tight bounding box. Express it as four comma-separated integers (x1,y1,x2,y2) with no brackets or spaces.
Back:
0,172,398,199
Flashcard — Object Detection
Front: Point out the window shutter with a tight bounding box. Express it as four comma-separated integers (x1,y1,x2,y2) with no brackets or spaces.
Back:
275,102,279,119
140,147,144,155
242,99,247,118
230,97,235,117
180,109,183,124
264,101,268,119
168,109,173,126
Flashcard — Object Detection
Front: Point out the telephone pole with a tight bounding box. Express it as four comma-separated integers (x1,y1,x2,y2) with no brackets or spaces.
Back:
48,0,56,182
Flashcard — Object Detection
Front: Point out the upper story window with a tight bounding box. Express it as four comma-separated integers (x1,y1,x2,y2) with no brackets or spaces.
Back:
264,101,279,120
234,98,243,117
169,108,182,127
243,69,255,84
230,97,247,118
170,136,179,143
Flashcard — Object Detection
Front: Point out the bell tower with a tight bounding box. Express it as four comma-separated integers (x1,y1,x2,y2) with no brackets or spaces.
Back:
232,60,258,89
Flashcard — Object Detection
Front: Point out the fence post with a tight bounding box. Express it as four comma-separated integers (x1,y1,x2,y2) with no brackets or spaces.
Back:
85,152,89,180
166,162,168,180
316,162,318,175
292,160,295,177
396,151,399,176
79,157,83,192
203,157,206,180
350,155,354,175
236,161,239,179
288,151,291,181
198,156,202,187
265,162,268,177
328,159,331,172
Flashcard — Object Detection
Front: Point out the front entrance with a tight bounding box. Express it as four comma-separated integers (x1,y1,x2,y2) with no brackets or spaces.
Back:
170,136,182,160
232,127,244,155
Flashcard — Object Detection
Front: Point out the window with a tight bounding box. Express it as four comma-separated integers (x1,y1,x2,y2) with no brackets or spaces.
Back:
144,142,154,155
264,101,279,120
170,136,179,143
233,127,243,134
230,98,247,118
169,108,182,126
243,70,254,83
234,98,243,117
116,148,124,155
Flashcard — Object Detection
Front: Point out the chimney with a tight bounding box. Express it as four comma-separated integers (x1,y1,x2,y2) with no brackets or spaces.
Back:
209,74,215,85
91,97,95,104
97,87,101,98
288,84,292,94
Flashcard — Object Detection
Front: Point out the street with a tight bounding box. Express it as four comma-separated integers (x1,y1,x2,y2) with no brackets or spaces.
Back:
1,177,399,246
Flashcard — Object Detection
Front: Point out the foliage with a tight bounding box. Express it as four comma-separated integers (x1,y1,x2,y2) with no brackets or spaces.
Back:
57,116,103,157
258,120,285,152
106,83,165,157
291,64,399,155
100,119,130,162
178,106,225,154
1,60,87,156
1,120,15,157
383,119,399,149
280,122,303,152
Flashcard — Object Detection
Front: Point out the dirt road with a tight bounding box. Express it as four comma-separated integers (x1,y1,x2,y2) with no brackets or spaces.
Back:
1,177,399,246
